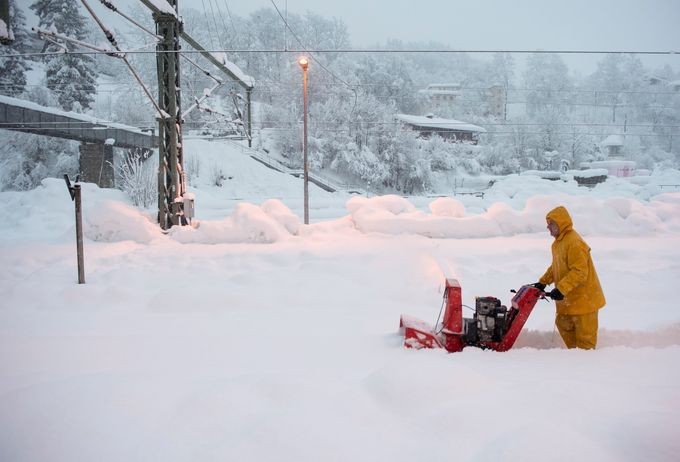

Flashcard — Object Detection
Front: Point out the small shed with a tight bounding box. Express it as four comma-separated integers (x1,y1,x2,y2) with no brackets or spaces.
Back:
601,134,624,158
395,113,486,144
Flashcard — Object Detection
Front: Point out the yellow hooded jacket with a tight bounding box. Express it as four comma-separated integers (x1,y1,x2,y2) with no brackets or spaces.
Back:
539,206,606,315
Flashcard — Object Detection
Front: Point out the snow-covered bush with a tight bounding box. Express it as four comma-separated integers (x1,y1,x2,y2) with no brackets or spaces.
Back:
114,149,156,208
207,162,227,187
184,152,201,186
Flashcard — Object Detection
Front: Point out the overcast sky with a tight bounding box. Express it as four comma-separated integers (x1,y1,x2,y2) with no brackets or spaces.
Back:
224,0,679,51
23,0,680,74
222,0,680,73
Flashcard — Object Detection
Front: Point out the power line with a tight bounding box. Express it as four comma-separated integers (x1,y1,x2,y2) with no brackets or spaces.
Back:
6,48,680,59
212,0,232,43
206,0,224,49
3,120,677,130
5,79,679,97
220,0,238,36
267,0,353,90
199,0,216,49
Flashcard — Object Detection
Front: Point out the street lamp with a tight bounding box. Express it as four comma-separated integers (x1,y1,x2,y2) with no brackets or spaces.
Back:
298,56,309,224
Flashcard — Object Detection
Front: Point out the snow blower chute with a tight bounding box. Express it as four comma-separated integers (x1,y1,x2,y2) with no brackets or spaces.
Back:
399,279,545,352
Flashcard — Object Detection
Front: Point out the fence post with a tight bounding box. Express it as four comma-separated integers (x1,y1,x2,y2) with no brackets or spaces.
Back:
64,175,85,284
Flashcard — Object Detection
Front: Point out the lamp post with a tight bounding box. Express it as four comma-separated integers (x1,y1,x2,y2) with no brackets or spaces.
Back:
298,56,309,224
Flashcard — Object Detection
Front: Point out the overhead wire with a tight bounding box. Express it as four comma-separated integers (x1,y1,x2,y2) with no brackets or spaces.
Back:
207,0,225,49
268,0,358,113
211,0,232,45
200,0,216,49
220,0,238,36
3,119,676,132
10,2,678,145
5,48,680,58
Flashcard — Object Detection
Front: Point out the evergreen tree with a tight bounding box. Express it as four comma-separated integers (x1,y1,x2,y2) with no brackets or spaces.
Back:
0,0,31,97
30,0,97,111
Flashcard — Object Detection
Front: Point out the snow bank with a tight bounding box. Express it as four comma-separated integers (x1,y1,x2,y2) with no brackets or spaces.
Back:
348,191,680,238
0,178,137,243
84,200,161,244
428,197,466,217
169,200,298,244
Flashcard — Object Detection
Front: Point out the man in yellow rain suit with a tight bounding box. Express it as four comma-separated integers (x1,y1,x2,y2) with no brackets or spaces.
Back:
533,206,606,349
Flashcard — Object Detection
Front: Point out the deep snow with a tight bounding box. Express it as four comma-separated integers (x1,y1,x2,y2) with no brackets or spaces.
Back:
1,138,679,462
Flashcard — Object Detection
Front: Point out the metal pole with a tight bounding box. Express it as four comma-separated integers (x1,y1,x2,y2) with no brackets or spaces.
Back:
247,88,253,148
152,1,184,229
302,65,309,225
74,184,85,284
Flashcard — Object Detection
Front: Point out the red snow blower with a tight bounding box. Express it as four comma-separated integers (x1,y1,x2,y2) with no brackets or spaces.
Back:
399,279,546,352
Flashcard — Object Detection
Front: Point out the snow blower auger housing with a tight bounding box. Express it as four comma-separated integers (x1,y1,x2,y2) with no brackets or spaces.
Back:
399,279,543,352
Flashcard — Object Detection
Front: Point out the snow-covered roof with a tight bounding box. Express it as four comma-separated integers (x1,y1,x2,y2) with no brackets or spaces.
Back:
395,114,486,133
426,83,461,89
601,134,624,146
419,89,460,96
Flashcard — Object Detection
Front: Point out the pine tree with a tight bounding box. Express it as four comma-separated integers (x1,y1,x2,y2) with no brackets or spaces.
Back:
30,0,97,111
0,0,31,97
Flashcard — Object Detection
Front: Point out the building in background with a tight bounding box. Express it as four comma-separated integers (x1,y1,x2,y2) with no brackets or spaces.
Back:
395,113,486,144
419,83,461,112
486,85,506,120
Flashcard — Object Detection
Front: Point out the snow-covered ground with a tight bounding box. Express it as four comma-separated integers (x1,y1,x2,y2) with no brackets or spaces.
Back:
1,139,679,461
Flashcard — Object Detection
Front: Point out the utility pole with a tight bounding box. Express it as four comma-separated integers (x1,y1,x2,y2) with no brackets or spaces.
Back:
141,0,185,229
138,0,254,228
298,57,309,224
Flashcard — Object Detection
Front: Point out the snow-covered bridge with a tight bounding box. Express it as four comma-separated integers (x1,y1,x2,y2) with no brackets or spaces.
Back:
0,94,157,150
0,94,157,187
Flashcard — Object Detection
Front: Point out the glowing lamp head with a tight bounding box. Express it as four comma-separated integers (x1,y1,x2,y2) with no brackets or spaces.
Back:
298,57,309,70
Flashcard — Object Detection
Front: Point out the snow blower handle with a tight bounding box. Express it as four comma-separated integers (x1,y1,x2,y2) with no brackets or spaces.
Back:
511,282,544,294
529,285,563,301
511,284,552,302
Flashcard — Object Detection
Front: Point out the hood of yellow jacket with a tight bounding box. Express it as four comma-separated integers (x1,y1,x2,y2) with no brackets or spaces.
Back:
546,206,573,239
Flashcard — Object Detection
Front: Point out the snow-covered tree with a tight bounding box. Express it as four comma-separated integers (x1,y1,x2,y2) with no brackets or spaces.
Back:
0,0,31,97
487,52,515,90
0,128,78,191
30,0,97,111
523,53,572,118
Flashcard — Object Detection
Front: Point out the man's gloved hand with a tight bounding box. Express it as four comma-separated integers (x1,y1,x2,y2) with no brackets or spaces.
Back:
548,288,564,300
532,282,546,291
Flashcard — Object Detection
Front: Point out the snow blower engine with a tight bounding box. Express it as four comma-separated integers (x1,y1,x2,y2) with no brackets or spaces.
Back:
399,279,545,352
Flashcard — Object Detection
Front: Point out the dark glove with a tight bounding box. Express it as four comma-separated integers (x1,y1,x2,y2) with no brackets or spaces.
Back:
548,288,564,300
532,282,546,291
